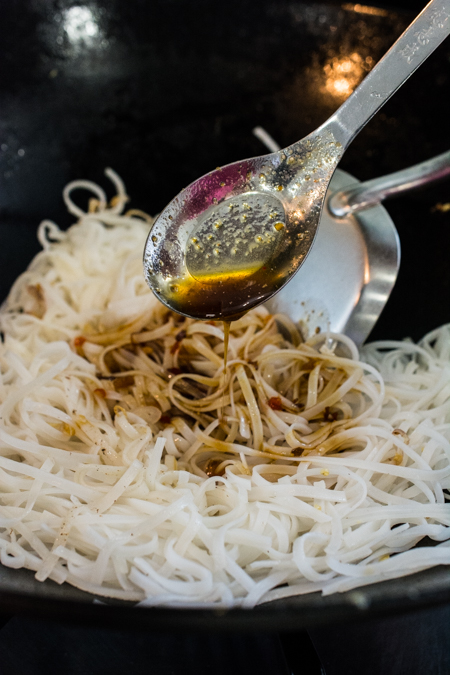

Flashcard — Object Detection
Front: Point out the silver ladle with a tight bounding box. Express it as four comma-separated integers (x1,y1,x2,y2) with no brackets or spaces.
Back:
265,144,450,347
328,149,450,218
144,0,450,321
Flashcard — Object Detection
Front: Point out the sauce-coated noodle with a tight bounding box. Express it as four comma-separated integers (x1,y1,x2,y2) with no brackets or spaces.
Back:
0,170,450,607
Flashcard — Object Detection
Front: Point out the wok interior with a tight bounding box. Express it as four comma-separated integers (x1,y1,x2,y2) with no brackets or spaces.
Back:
0,0,450,625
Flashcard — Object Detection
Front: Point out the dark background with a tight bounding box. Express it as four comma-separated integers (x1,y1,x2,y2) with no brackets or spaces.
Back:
1,0,450,672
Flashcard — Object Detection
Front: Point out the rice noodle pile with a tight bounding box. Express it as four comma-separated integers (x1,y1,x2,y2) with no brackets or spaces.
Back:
1,170,450,608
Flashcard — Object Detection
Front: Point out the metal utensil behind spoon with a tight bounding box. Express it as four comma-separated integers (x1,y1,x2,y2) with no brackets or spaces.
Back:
267,149,450,347
265,168,400,347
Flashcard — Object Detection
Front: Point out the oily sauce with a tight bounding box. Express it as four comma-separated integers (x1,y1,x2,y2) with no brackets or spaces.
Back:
160,191,289,321
165,263,283,386
223,320,230,372
162,262,285,321
158,193,287,377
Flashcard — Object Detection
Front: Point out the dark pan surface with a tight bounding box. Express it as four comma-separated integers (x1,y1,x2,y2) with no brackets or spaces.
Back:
1,0,450,629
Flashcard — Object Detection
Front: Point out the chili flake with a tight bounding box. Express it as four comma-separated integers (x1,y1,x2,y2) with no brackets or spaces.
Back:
268,397,283,411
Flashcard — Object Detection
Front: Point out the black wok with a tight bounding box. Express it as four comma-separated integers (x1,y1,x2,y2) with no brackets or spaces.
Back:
1,0,450,632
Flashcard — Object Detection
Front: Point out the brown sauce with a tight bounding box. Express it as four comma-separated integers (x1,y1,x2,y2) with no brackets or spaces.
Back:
162,262,283,321
162,216,283,388
219,321,231,420
223,320,231,373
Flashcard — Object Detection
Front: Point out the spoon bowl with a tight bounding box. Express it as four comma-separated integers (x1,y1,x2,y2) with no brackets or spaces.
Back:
143,130,342,319
144,0,450,320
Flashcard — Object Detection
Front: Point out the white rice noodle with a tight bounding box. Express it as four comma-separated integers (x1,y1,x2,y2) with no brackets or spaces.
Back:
1,171,450,608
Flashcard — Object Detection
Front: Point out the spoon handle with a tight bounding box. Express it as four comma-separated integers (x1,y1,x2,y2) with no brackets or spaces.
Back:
328,149,450,217
325,0,450,147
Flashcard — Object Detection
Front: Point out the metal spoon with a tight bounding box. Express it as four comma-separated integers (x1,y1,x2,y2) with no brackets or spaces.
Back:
144,0,450,321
